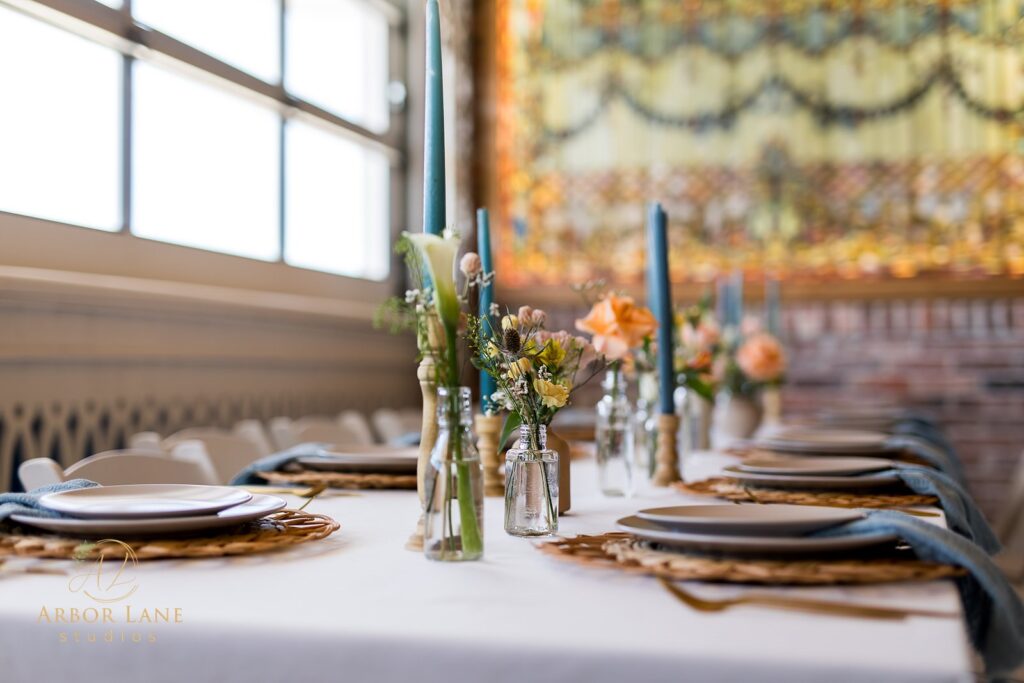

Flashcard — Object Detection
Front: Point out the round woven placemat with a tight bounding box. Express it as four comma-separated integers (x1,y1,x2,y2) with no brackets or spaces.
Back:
0,510,339,561
538,532,964,585
258,470,417,490
675,477,938,508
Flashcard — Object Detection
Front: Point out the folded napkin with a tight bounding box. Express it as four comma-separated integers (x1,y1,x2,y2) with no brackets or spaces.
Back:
229,443,332,486
885,433,966,483
888,464,1000,554
389,431,421,447
0,479,99,523
818,510,1024,677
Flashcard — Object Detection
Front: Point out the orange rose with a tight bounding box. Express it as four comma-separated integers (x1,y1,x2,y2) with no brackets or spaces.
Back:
575,294,658,361
736,333,786,383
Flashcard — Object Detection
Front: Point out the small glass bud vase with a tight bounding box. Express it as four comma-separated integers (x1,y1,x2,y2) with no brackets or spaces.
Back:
423,386,484,561
634,371,658,480
596,366,635,497
504,424,558,537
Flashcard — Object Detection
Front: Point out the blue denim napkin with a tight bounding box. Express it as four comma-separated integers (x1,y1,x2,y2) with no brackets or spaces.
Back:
888,465,1001,554
0,479,100,522
885,433,966,483
229,443,332,486
390,431,421,447
818,510,1024,677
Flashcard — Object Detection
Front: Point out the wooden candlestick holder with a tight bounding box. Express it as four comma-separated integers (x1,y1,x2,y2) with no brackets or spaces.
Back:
652,413,681,486
405,354,438,551
474,413,505,497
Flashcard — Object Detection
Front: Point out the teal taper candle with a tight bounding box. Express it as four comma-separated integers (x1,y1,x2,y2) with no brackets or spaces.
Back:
647,203,675,415
477,208,496,411
423,0,445,235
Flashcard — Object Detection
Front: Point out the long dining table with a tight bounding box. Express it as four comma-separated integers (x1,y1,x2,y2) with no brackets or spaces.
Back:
0,451,973,683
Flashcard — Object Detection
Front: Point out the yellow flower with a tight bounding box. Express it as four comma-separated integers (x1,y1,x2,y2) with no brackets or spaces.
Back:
537,339,566,368
485,342,500,358
533,379,569,408
501,314,519,331
508,357,532,379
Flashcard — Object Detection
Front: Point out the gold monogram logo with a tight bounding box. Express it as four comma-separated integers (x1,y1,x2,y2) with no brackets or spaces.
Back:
68,540,139,604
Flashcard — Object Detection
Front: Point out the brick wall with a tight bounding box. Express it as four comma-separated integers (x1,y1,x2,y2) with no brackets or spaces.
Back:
779,297,1024,519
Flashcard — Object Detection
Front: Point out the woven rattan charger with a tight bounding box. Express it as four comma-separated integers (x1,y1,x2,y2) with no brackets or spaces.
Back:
674,477,939,509
257,469,417,490
0,509,339,561
539,532,963,585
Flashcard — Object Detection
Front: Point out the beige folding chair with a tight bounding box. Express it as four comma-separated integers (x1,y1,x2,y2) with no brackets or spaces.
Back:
19,447,219,489
163,430,265,484
338,410,376,445
129,431,165,453
293,416,368,447
234,419,274,457
372,408,408,444
268,416,297,450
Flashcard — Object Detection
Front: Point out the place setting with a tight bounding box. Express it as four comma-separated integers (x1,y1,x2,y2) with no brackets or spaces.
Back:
231,443,420,492
0,483,339,561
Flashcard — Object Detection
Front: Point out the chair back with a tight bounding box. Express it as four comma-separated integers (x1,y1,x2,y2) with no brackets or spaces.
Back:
338,411,375,445
294,417,367,447
163,432,264,484
372,408,407,444
61,450,218,486
234,419,274,457
18,458,65,490
129,431,165,453
268,416,297,450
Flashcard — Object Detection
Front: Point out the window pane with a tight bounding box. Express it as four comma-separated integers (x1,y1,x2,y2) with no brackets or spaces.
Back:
134,0,279,83
132,62,280,261
285,120,389,279
286,0,389,133
0,6,120,231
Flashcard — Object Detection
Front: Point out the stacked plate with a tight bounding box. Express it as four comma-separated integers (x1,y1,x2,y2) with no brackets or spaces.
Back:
617,504,896,555
724,454,901,490
296,445,419,475
12,485,287,537
756,427,896,455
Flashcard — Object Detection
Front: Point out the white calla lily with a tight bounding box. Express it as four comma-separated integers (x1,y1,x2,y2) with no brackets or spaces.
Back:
405,232,460,330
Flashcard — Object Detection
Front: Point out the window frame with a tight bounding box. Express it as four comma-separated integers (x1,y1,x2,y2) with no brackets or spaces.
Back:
0,0,408,301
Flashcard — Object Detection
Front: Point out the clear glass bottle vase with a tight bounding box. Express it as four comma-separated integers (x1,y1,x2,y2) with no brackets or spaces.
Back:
504,424,559,537
596,366,635,497
423,386,484,561
634,371,659,480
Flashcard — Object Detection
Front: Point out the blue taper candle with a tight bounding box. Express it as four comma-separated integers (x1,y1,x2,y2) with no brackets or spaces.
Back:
731,269,744,328
647,203,675,415
477,208,496,411
765,277,781,335
423,0,445,235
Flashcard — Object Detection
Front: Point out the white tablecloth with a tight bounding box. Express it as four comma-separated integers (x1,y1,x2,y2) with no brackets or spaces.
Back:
0,453,973,683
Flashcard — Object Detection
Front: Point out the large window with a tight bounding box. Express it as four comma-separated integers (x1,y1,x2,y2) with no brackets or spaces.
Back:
0,0,402,282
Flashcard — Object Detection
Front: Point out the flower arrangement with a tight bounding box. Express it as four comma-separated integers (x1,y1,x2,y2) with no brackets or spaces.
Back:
674,298,721,401
376,230,491,558
574,292,657,363
467,305,602,445
722,317,787,396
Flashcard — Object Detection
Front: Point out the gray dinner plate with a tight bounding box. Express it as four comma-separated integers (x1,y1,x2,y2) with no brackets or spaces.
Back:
14,494,286,537
636,504,864,536
724,465,902,490
616,515,897,555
